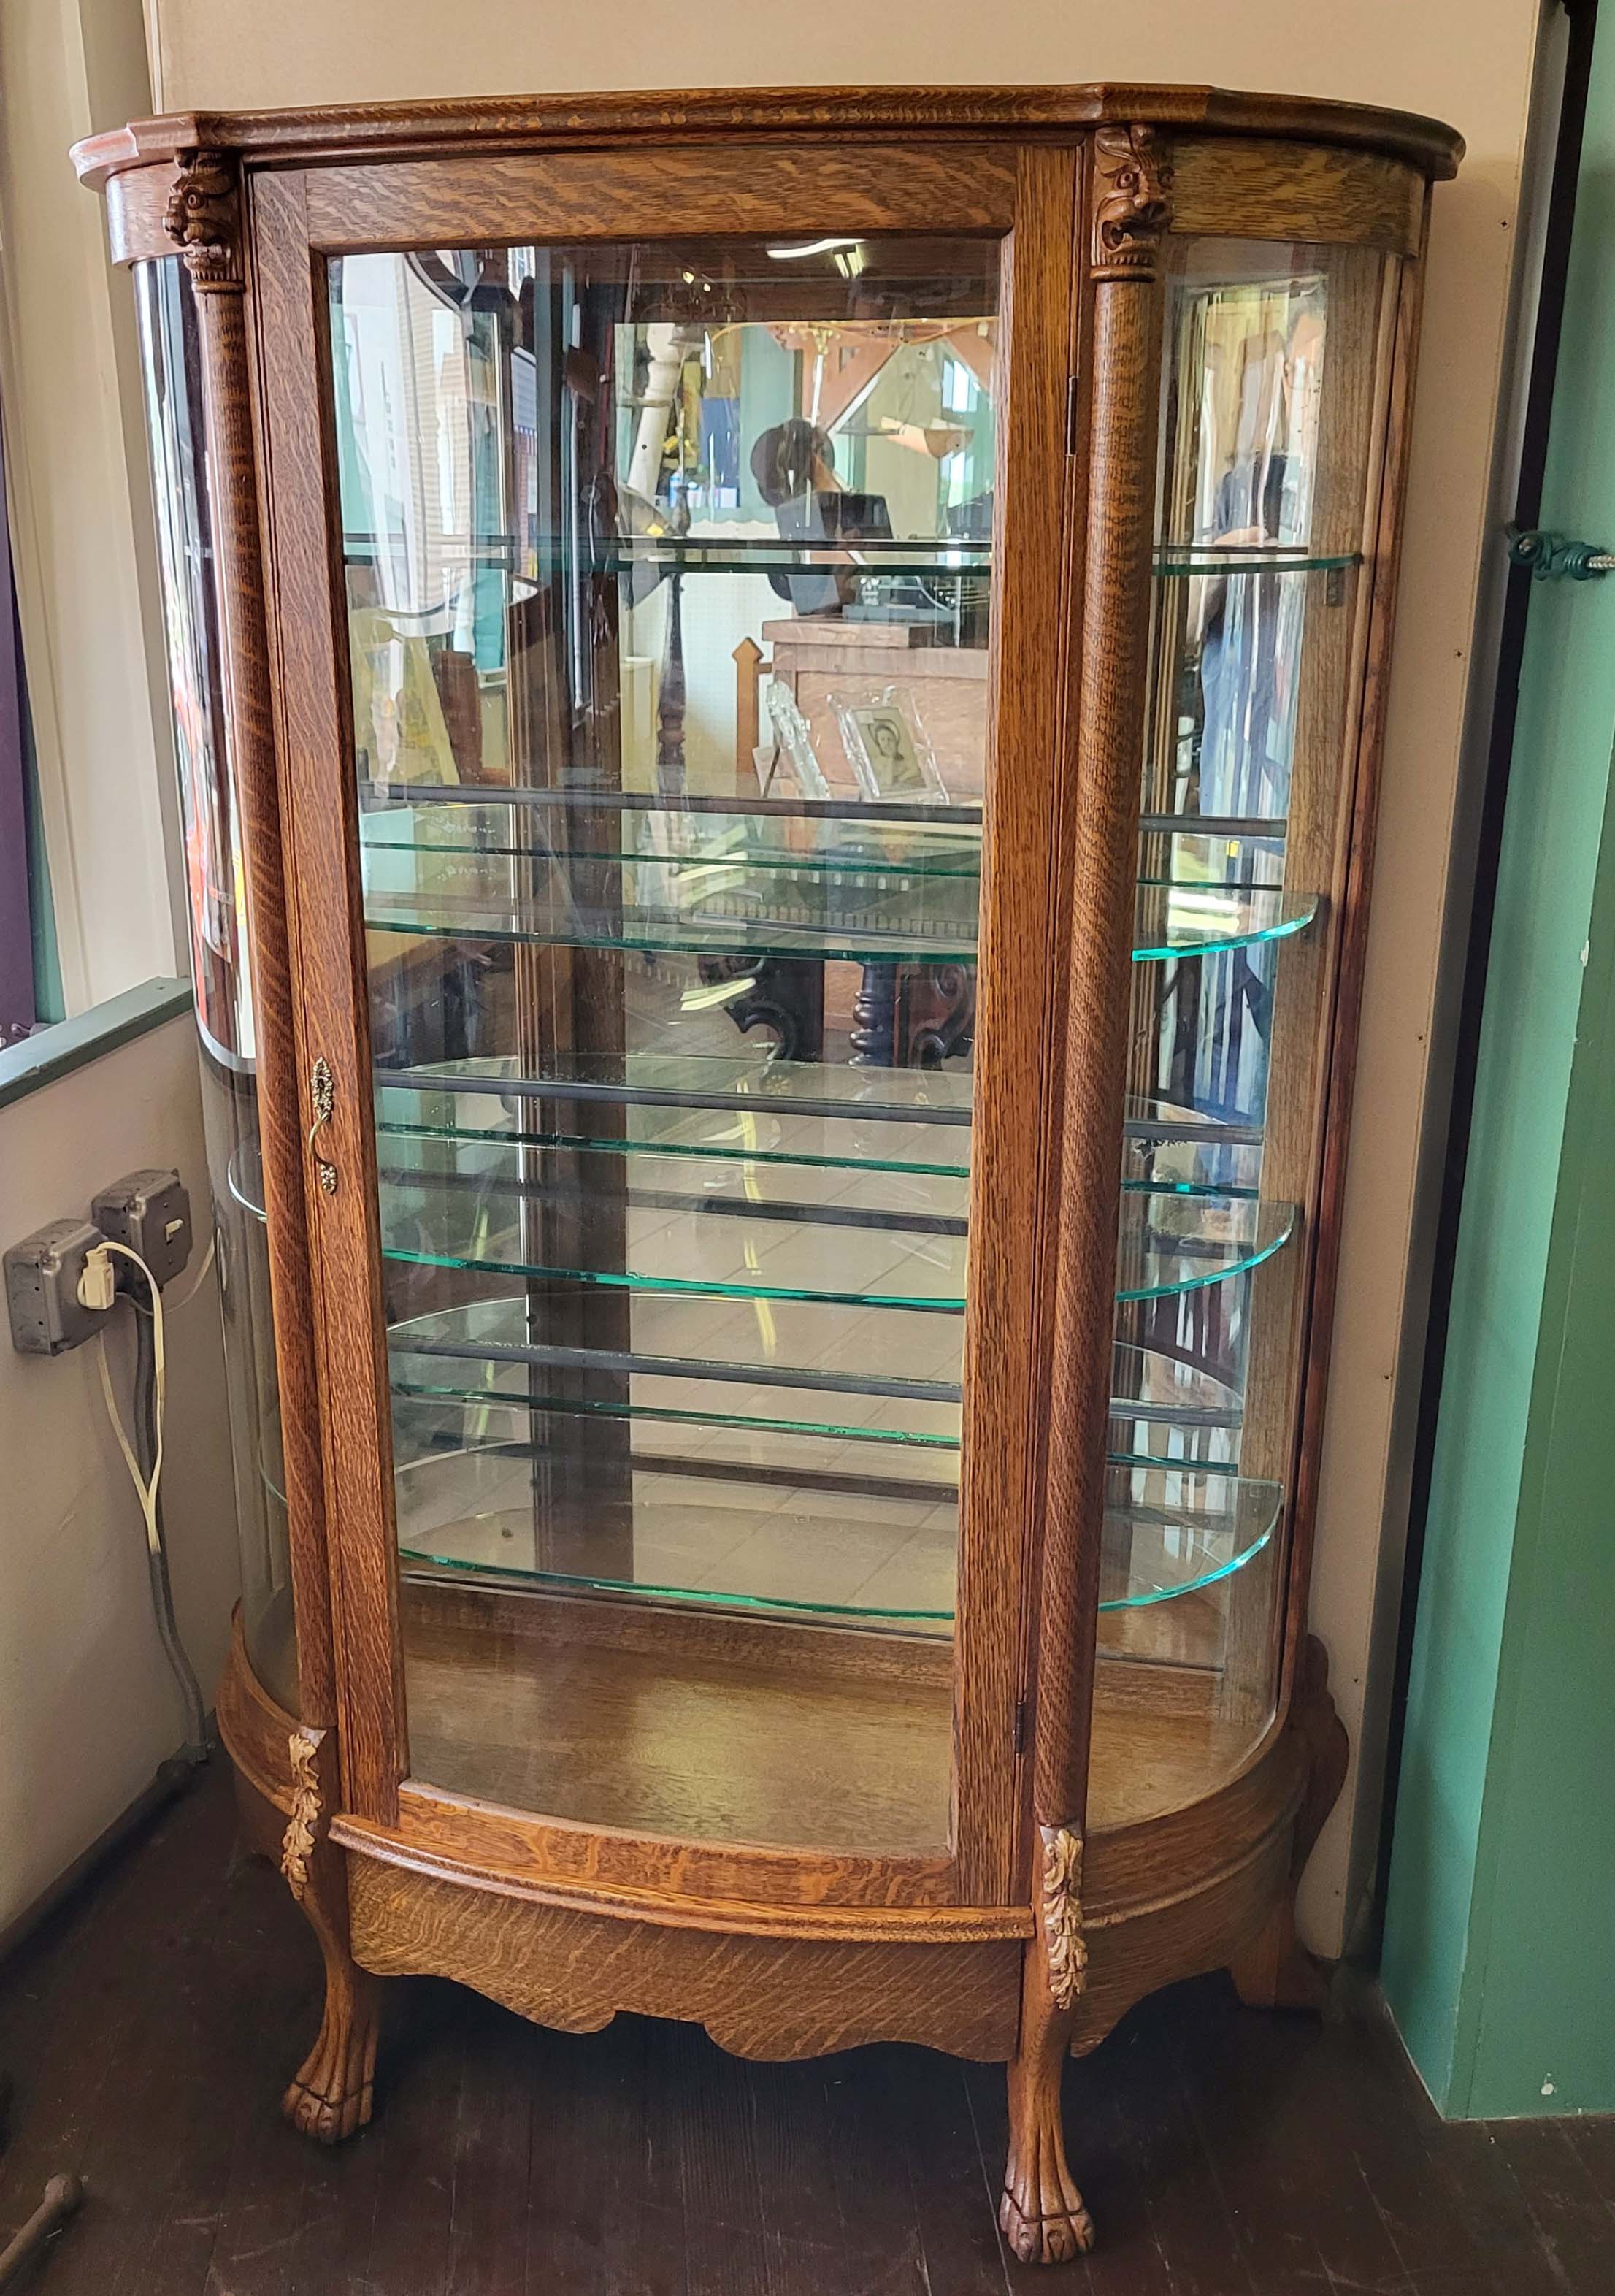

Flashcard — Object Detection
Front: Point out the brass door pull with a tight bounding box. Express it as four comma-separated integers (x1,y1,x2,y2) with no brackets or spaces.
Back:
308,1057,337,1195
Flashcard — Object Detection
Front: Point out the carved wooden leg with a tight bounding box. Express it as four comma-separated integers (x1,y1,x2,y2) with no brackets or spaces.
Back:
1000,1950,1094,2262
1000,1831,1094,2265
279,1728,382,2144
282,1856,382,2143
1229,1634,1349,2013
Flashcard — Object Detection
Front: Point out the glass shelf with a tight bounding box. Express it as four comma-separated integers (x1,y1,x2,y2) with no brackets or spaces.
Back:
388,1293,967,1416
386,1051,974,1123
242,1328,1240,1495
231,1141,1292,1311
1096,1472,1281,1611
1116,1195,1294,1302
345,535,1356,582
360,803,984,881
365,895,976,965
387,1327,1240,1463
1138,811,1286,842
345,532,993,581
380,1105,1262,1197
358,783,983,830
392,1442,1278,1625
364,881,1318,965
378,1061,1265,1157
378,1108,972,1182
1108,1343,1243,1470
1130,885,1319,961
1122,1101,1265,1201
1151,544,1362,578
363,788,1284,842
379,1065,1271,1193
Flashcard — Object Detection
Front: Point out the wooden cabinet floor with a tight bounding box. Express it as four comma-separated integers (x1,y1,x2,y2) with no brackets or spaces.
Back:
3,1766,1611,2296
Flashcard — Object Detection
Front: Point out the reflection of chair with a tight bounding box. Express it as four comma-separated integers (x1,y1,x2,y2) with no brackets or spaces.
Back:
851,962,975,1069
694,954,825,1062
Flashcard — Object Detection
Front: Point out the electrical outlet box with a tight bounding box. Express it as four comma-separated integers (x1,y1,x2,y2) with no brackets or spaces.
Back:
4,1220,113,1356
93,1168,193,1293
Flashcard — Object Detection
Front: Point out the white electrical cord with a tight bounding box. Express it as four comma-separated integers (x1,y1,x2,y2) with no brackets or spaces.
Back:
89,1240,166,1561
83,1238,208,1760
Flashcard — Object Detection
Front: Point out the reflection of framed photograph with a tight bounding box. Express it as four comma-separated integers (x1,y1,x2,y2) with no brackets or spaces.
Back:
832,686,946,803
761,679,832,800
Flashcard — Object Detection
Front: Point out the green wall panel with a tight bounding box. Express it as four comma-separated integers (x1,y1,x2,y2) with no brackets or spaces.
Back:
1382,20,1615,2117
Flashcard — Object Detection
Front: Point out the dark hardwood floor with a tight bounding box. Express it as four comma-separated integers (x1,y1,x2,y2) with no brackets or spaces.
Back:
1,1762,1611,2295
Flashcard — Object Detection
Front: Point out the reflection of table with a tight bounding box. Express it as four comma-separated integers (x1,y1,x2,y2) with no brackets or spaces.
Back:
759,616,989,803
680,816,981,1070
696,951,977,1068
718,617,986,1067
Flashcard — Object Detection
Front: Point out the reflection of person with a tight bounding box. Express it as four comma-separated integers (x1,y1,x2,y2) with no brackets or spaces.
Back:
751,418,851,614
749,418,837,507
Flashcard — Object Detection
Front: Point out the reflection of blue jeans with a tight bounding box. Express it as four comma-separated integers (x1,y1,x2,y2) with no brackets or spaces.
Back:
700,399,741,496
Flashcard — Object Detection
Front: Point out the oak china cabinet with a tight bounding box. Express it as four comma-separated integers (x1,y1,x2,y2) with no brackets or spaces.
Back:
77,85,1460,2259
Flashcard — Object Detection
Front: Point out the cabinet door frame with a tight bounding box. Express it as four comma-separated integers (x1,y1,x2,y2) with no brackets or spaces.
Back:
243,135,1091,1910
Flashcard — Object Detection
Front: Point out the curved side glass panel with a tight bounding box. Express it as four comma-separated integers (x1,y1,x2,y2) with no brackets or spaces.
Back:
1099,234,1400,1813
134,258,297,1713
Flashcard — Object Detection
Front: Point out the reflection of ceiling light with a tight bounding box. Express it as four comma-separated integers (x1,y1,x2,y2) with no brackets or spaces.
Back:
766,236,863,259
832,246,867,280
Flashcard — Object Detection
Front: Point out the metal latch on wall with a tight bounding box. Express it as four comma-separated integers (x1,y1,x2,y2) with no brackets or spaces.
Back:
1505,524,1615,581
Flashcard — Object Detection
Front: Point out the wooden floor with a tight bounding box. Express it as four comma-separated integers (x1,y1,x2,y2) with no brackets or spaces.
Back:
4,1765,1615,2295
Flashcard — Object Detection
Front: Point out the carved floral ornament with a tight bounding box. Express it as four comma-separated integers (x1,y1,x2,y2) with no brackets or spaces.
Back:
1091,124,1175,280
1039,1823,1089,2010
163,149,242,292
281,1727,325,1903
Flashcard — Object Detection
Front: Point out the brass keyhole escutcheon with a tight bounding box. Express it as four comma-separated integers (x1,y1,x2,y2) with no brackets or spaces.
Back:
308,1056,338,1195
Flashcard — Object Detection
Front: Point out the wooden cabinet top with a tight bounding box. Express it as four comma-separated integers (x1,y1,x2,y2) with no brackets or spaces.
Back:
72,82,1463,193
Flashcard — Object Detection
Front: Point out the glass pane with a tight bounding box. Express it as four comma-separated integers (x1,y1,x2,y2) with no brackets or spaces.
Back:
135,259,296,1713
1101,237,1397,1821
330,236,1000,1851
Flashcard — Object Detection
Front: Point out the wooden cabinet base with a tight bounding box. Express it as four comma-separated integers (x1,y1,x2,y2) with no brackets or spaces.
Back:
217,1615,1345,2249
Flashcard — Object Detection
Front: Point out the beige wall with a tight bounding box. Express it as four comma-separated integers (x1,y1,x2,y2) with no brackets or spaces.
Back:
142,0,1548,1952
0,1017,240,1937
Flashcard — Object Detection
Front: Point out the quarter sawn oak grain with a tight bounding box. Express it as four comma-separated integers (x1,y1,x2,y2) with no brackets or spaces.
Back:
80,87,1457,2259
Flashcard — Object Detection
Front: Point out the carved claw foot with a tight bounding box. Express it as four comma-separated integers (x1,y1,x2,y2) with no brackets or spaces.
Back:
282,1965,380,2143
999,2124,1096,2264
277,1726,381,2144
1002,1867,1094,2265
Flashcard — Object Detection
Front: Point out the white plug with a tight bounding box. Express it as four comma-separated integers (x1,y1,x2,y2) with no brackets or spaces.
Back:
77,1242,118,1315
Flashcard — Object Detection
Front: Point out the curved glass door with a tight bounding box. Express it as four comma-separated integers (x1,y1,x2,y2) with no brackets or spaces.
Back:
329,235,1000,1853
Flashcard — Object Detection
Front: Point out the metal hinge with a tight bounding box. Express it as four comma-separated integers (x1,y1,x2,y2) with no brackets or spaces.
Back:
1014,1697,1029,1754
1065,376,1081,456
1505,524,1615,581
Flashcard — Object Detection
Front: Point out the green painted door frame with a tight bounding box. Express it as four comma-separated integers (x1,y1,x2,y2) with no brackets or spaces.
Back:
1381,0,1615,2119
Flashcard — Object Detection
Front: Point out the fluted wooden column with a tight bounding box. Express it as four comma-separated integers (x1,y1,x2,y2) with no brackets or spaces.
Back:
173,153,336,1729
1002,125,1173,2268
